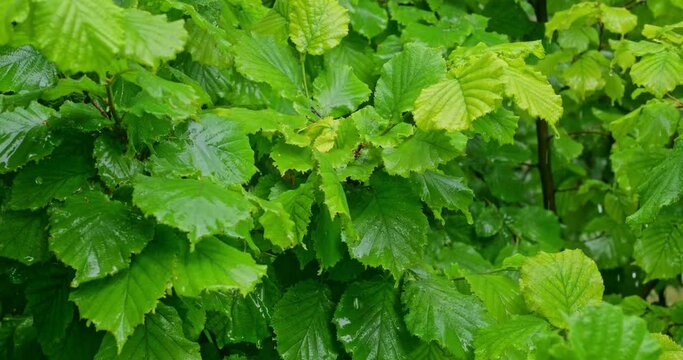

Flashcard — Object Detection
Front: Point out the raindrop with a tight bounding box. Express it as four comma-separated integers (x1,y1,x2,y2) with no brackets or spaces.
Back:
34,176,43,185
353,297,360,310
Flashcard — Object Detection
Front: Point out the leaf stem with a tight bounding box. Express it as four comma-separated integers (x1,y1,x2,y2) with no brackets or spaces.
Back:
105,78,120,123
300,53,310,98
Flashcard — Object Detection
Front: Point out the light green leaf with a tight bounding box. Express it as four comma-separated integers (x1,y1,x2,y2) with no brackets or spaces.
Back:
94,133,142,189
410,171,473,222
289,0,350,55
272,281,338,360
634,216,683,280
474,315,551,360
49,191,154,285
413,54,504,132
503,60,562,125
233,32,303,98
174,237,266,297
519,249,604,328
9,140,94,210
564,52,606,98
0,0,28,44
374,43,446,120
653,334,683,360
94,303,201,360
402,272,491,357
348,173,428,278
466,273,526,322
545,2,600,38
630,50,683,98
121,8,187,68
0,45,57,92
0,102,57,173
599,4,638,34
339,0,388,39
0,210,48,265
313,65,370,117
132,176,253,245
383,130,466,177
30,0,123,74
627,142,683,224
334,279,411,360
149,114,256,186
70,239,175,350
270,143,314,174
471,107,519,145
324,37,378,85
316,152,351,219
566,303,661,360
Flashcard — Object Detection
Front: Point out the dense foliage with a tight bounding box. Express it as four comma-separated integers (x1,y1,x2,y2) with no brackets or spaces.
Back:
0,0,683,358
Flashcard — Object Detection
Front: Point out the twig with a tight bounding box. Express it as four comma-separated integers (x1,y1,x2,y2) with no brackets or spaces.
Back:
105,79,120,123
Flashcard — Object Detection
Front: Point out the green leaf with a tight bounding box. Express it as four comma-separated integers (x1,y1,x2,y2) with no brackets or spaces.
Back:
334,279,412,360
402,272,491,357
132,176,253,244
410,342,456,360
633,216,683,280
566,303,661,360
289,0,350,55
30,0,123,74
627,142,683,224
410,171,473,222
374,43,446,120
203,279,280,346
49,191,154,285
413,54,504,132
519,249,604,328
261,182,315,248
503,60,562,125
339,0,388,39
57,101,113,133
0,45,57,92
0,0,28,44
630,50,683,98
174,237,266,297
474,315,551,360
348,173,428,278
311,206,345,268
0,210,48,265
506,206,563,251
70,239,175,350
121,8,187,68
383,130,466,177
233,32,303,98
94,133,142,189
313,65,370,117
471,107,519,145
272,281,338,360
94,303,201,360
8,140,94,210
465,273,526,322
0,102,57,173
25,265,74,353
149,114,256,186
122,70,201,122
